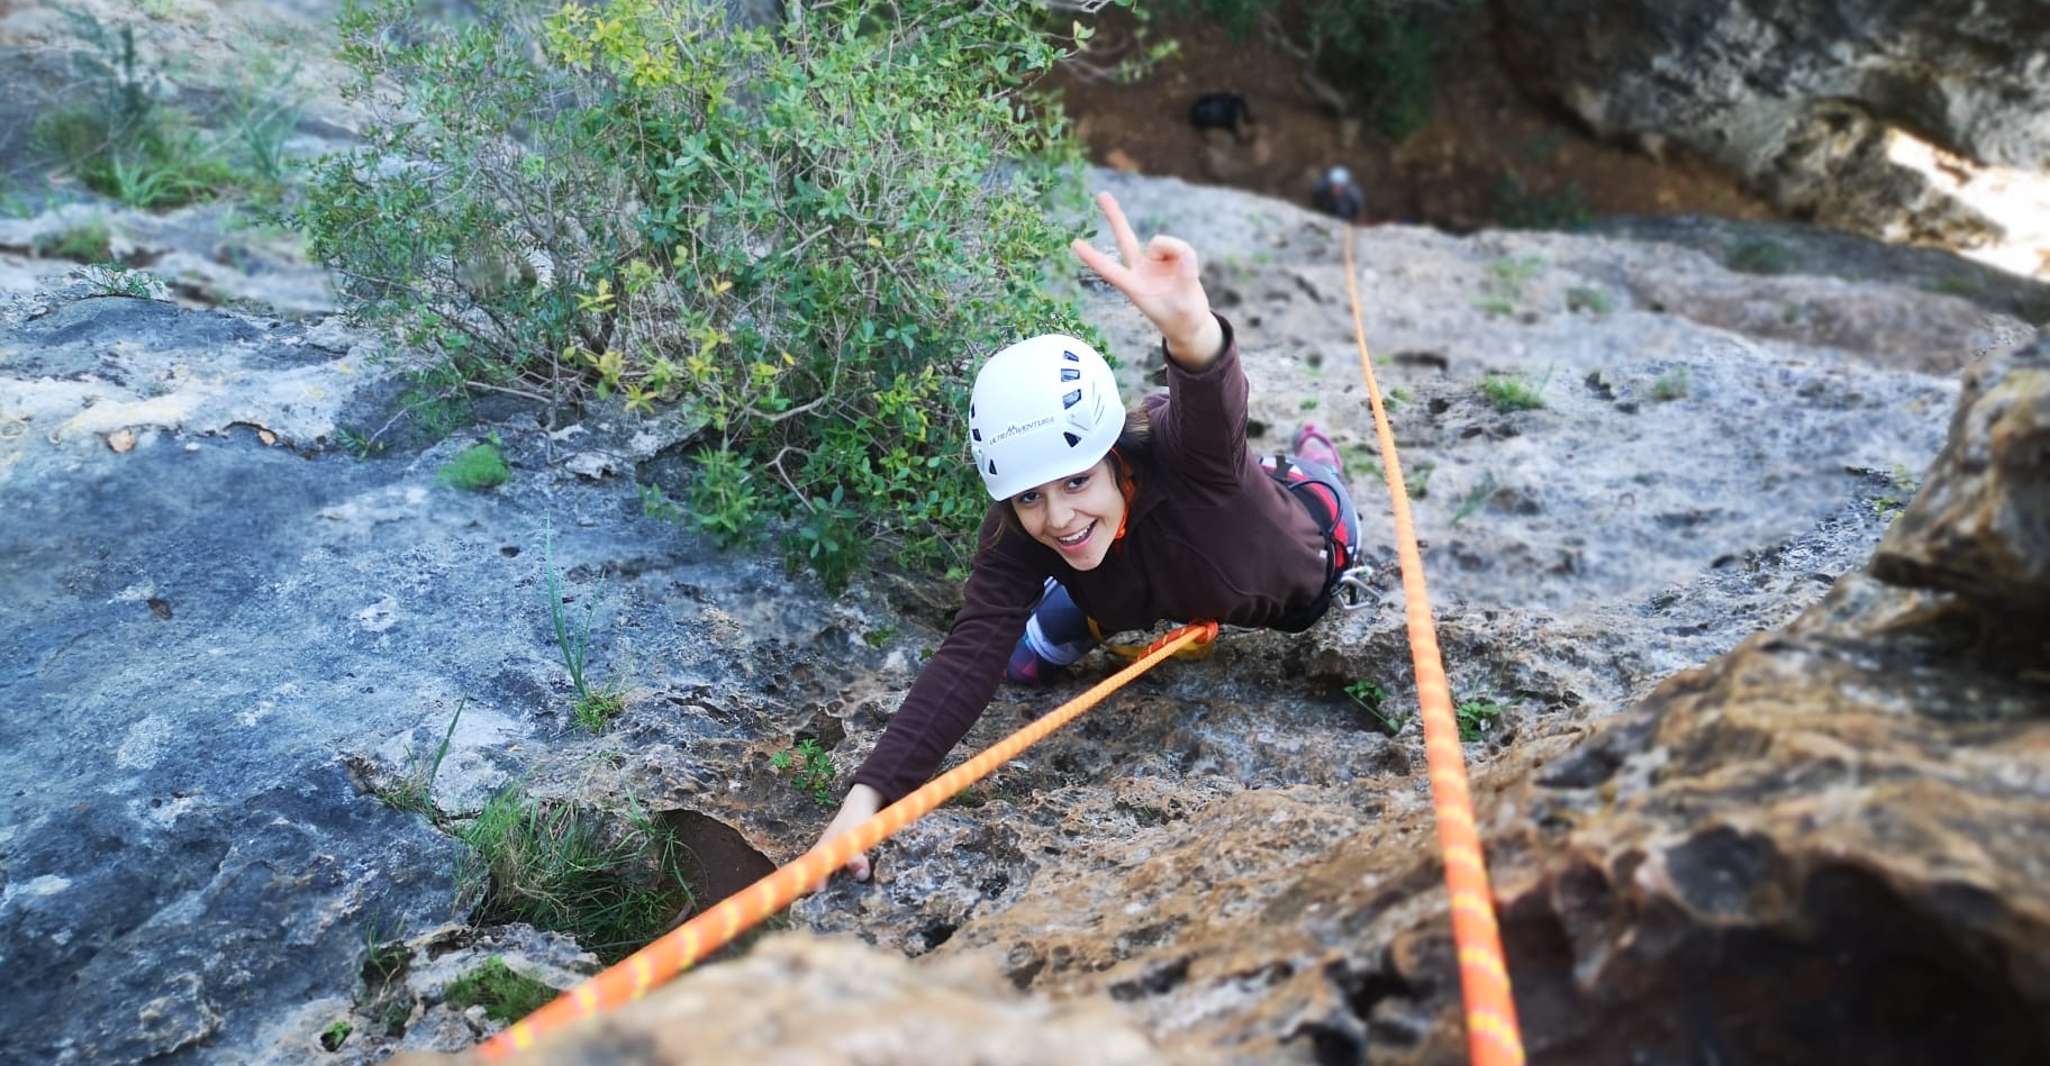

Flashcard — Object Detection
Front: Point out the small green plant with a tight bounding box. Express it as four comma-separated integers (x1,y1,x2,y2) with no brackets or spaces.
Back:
1890,464,1917,493
1480,374,1545,412
1299,397,1319,411
1450,471,1497,527
1455,697,1505,742
1565,286,1613,315
1341,441,1382,481
683,447,759,548
1872,495,1904,518
378,700,467,816
319,1020,352,1052
1385,387,1410,411
361,916,411,983
543,532,623,732
458,788,693,962
638,481,685,524
78,264,163,299
1651,367,1691,402
336,426,388,458
862,624,897,649
1727,238,1793,276
1407,459,1435,499
34,220,112,263
770,738,837,807
442,957,557,1024
1476,255,1542,317
436,440,510,491
1344,678,1406,735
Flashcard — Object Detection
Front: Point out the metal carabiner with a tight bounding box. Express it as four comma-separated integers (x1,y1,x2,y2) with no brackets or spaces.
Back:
1333,564,1378,611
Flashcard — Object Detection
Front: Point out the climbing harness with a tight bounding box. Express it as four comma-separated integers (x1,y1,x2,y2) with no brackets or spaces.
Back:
1342,224,1525,1065
474,622,1218,1061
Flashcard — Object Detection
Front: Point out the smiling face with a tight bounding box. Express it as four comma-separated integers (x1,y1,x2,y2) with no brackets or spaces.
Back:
1011,457,1125,571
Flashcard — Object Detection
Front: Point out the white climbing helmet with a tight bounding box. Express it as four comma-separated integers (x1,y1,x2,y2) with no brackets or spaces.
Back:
968,334,1123,501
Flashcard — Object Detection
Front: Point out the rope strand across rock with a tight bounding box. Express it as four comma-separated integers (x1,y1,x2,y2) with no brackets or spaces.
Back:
1343,222,1525,1065
474,621,1218,1060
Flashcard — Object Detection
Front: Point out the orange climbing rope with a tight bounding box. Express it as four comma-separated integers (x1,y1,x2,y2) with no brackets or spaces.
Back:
475,620,1219,1061
1342,224,1525,1065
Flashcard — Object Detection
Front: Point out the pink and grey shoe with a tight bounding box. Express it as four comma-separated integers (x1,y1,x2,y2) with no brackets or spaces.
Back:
1292,422,1345,480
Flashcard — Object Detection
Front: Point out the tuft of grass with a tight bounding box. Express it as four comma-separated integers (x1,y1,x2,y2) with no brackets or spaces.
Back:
1385,386,1410,411
1651,367,1691,402
862,624,897,649
1299,397,1319,411
1480,374,1545,412
1407,459,1436,499
361,916,411,984
1450,471,1498,527
378,700,465,817
1566,286,1613,315
770,739,837,807
572,689,626,733
1344,678,1406,735
444,957,557,1024
543,532,624,732
1475,255,1543,317
1455,697,1505,741
34,220,113,263
78,263,163,299
1727,238,1793,276
458,788,693,964
319,1020,352,1052
436,439,510,491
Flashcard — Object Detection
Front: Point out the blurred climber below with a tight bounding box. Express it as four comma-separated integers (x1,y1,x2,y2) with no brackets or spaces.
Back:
1311,165,1364,223
1189,91,1255,144
805,191,1370,885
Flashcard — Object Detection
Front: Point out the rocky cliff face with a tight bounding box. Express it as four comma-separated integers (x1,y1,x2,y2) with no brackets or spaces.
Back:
400,202,2048,1066
1494,0,2050,275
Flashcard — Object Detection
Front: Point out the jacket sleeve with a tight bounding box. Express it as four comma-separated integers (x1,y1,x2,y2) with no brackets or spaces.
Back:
849,508,1047,805
1152,312,1248,495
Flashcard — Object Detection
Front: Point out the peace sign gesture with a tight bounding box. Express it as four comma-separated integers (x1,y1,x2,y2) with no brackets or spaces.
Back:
1069,192,1223,368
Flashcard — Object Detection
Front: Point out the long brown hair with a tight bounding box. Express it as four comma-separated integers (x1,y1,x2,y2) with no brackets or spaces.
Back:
982,404,1153,549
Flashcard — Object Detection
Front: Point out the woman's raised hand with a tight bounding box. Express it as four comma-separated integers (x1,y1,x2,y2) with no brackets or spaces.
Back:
1069,192,1219,362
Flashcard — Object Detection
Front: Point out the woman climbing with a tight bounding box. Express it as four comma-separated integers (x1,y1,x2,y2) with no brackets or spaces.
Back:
809,192,1367,882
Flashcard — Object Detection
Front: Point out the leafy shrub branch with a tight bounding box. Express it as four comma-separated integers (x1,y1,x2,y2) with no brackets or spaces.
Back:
302,0,1103,588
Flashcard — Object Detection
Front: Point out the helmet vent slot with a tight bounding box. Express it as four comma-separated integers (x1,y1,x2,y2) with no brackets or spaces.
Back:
986,459,997,476
1062,389,1082,409
971,428,982,442
1062,350,1080,362
1060,368,1081,382
1063,432,1082,447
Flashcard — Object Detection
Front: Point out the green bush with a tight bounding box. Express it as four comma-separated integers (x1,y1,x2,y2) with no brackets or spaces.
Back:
301,0,1101,590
